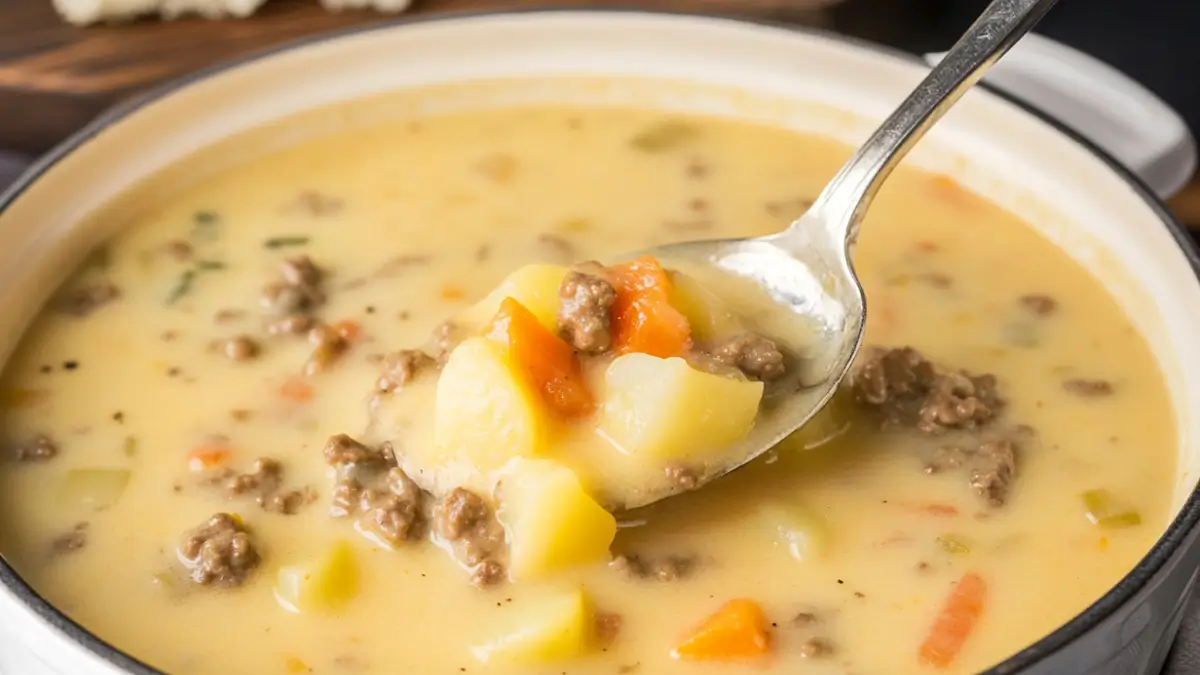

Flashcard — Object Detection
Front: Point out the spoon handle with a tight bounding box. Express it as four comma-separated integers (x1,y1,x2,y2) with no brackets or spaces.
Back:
799,0,1060,247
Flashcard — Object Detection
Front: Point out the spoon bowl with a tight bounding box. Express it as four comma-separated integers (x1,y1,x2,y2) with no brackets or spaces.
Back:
611,0,1061,510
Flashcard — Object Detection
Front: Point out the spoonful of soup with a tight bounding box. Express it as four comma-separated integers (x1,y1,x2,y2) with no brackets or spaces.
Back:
368,0,1059,514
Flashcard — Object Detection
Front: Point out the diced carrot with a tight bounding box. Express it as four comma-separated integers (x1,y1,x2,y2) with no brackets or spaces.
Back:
487,297,594,418
918,572,987,668
671,598,771,662
607,256,691,358
186,444,232,472
928,175,975,211
333,319,361,343
440,283,467,301
279,376,314,403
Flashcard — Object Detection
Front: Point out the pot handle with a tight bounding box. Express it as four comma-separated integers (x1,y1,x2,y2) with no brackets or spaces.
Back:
924,33,1197,199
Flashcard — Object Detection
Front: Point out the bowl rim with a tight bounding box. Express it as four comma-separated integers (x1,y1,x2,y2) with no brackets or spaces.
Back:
1,8,1199,675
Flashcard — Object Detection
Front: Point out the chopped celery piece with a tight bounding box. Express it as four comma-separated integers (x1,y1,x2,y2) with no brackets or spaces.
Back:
1095,512,1142,529
58,468,132,510
1081,489,1112,516
761,501,829,562
935,534,972,556
275,540,360,614
1082,489,1143,530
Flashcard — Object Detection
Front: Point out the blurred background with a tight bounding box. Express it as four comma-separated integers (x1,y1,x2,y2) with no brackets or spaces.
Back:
1,0,1198,216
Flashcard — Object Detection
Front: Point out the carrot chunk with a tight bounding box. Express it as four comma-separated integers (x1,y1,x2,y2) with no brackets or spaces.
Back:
441,283,467,301
332,319,361,343
279,376,314,402
488,297,594,418
671,598,771,662
186,444,232,472
607,256,691,358
918,571,987,668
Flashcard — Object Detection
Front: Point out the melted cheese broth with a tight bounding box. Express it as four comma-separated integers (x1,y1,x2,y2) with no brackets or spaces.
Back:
0,106,1176,675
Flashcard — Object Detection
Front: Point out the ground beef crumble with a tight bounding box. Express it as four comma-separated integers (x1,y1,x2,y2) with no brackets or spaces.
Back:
610,552,697,581
594,611,623,647
969,437,1017,507
377,349,436,392
557,268,616,353
217,457,316,515
664,464,699,491
431,321,461,366
434,488,508,587
261,256,325,317
324,434,391,467
324,435,424,545
1020,294,1058,316
1063,378,1114,397
710,333,787,382
56,282,121,317
13,434,58,462
177,513,259,587
50,522,89,555
851,346,1001,434
923,434,1021,507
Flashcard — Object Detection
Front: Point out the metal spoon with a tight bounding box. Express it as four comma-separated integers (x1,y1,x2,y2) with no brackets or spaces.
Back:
613,0,1061,510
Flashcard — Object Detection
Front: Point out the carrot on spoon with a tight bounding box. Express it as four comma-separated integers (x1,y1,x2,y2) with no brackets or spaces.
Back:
671,598,771,662
606,255,691,358
487,296,594,418
918,571,988,668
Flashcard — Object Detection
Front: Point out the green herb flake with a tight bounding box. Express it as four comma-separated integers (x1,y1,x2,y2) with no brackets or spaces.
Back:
1082,488,1142,529
123,436,138,457
193,210,218,226
630,121,699,152
935,534,972,556
165,270,196,305
195,260,227,271
263,236,311,250
191,210,220,242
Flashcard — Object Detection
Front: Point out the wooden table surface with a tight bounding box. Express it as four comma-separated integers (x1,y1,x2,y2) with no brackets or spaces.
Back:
2,0,1198,226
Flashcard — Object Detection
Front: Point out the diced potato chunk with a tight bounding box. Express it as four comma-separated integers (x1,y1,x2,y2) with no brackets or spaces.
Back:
600,353,763,460
461,264,569,332
760,500,830,562
499,459,617,579
434,338,551,475
668,270,742,341
472,587,595,664
274,540,359,613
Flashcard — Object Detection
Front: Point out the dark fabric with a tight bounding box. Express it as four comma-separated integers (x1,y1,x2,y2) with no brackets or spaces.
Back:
921,0,1200,142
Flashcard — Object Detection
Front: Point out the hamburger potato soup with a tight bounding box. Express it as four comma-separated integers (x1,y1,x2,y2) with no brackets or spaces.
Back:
0,100,1176,675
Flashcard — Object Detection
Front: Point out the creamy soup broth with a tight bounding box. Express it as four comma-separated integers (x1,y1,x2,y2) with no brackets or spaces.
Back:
0,104,1176,675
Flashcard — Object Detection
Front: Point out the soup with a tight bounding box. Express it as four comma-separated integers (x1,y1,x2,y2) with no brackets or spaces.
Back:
0,104,1175,675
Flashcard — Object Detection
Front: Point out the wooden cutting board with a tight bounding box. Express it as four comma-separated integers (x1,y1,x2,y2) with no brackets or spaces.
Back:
2,0,1197,226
